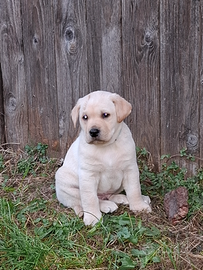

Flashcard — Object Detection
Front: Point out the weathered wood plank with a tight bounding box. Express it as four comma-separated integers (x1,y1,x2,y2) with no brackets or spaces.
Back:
0,0,28,148
0,65,5,144
160,0,201,171
122,0,160,166
86,0,122,94
0,0,203,167
54,0,88,154
21,0,59,155
200,0,203,164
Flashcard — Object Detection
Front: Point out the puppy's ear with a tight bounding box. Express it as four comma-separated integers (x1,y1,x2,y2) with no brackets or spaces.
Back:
71,101,80,128
71,94,90,128
111,93,132,123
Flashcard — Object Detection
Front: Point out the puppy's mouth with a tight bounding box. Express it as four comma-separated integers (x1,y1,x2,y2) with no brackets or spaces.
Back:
89,138,105,144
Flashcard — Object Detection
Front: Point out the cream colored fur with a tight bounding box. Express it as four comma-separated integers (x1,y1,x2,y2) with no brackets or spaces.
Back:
55,91,151,226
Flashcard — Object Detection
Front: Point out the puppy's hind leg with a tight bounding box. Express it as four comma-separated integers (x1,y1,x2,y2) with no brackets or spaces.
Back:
55,166,83,217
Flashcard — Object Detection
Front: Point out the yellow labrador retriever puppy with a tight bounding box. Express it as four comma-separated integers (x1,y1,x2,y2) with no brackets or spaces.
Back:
55,91,151,226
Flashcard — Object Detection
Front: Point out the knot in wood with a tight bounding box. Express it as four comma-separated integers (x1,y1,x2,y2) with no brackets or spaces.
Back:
33,34,39,45
64,27,78,55
32,34,40,50
145,31,153,46
65,27,74,41
186,133,198,150
7,93,17,113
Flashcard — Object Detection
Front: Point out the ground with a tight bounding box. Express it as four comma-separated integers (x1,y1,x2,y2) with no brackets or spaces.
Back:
0,144,203,269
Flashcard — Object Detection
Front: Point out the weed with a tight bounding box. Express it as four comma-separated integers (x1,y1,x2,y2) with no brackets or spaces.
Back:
137,147,203,217
0,154,4,171
0,145,203,269
17,143,48,178
0,198,51,270
103,213,163,269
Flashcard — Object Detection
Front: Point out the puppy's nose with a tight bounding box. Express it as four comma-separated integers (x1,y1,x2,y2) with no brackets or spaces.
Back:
89,128,100,138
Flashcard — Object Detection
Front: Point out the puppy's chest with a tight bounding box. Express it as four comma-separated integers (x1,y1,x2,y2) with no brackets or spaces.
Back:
95,147,130,169
98,169,123,193
94,151,125,187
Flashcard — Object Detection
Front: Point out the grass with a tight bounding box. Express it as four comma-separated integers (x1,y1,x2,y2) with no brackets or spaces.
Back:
0,143,203,269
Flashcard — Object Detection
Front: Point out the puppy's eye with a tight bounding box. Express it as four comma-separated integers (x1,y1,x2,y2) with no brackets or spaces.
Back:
82,115,88,120
102,113,110,118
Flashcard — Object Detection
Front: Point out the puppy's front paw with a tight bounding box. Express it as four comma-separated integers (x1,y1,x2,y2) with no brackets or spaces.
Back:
99,200,118,213
83,212,102,226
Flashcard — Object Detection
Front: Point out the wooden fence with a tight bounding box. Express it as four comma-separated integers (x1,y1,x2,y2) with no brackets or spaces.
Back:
0,0,203,169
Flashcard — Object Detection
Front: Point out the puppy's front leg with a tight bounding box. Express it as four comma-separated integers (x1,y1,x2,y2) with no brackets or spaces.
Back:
79,171,102,226
124,166,151,213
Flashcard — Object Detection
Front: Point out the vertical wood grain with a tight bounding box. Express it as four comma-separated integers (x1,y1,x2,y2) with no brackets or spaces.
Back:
160,0,201,171
0,0,203,169
0,64,5,144
54,0,88,154
199,0,203,163
21,0,59,155
0,0,28,148
86,0,122,94
122,0,160,166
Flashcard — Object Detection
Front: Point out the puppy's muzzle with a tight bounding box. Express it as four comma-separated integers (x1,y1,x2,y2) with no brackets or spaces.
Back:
89,128,100,138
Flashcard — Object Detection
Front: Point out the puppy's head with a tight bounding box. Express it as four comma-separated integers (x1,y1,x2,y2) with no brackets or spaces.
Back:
71,91,132,144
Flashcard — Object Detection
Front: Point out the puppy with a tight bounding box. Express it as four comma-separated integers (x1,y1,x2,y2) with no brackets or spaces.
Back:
55,91,151,226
